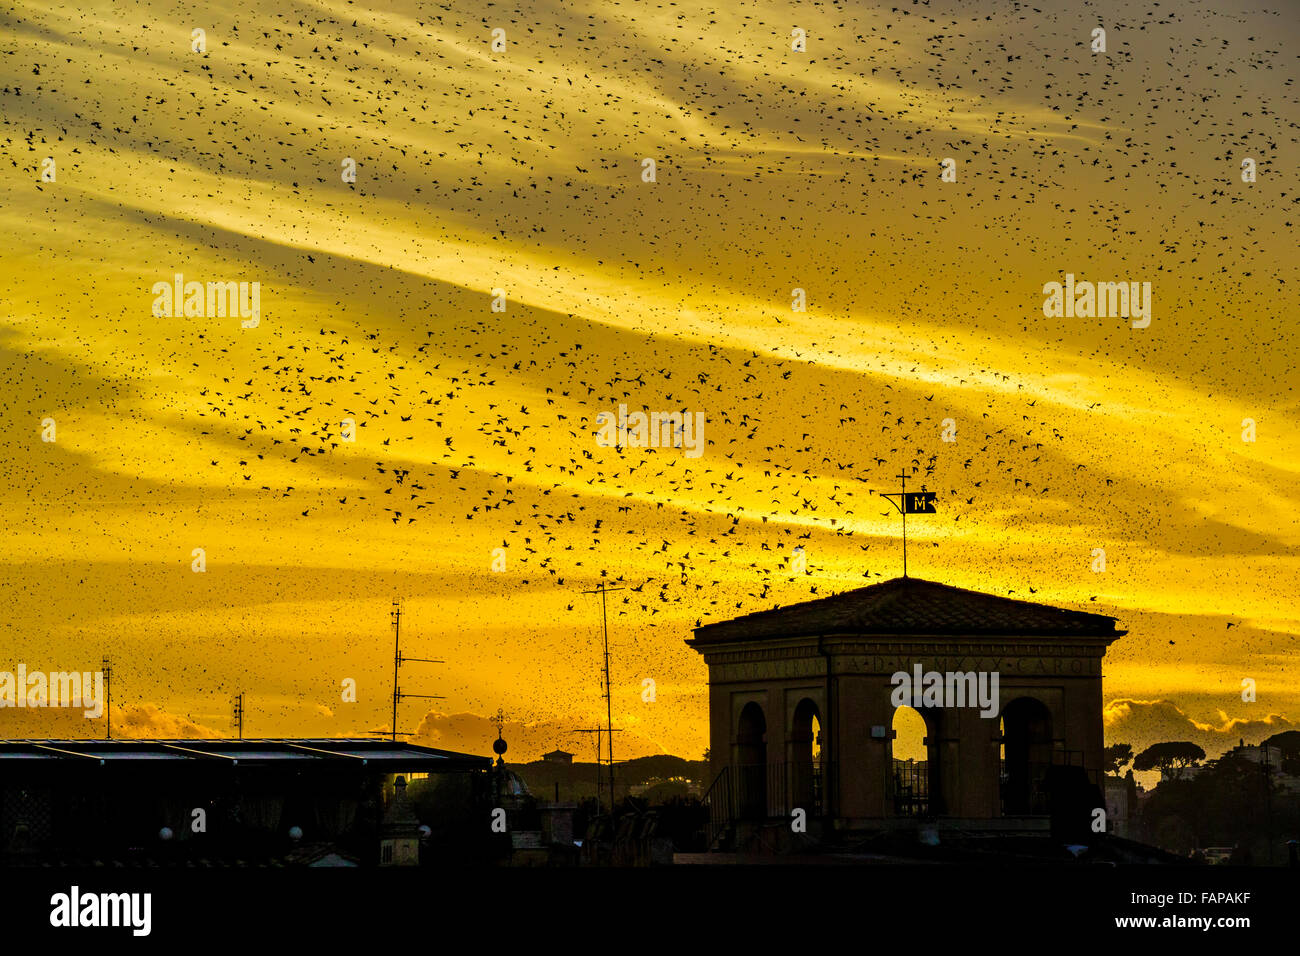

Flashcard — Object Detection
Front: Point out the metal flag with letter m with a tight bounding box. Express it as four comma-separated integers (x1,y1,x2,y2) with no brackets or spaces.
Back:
880,472,938,577
902,491,937,513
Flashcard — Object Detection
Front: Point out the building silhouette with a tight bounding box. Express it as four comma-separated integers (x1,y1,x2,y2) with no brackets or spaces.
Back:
379,775,421,866
0,738,490,866
686,576,1125,848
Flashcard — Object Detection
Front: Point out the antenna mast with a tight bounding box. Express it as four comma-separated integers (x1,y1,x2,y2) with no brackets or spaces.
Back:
387,598,444,740
391,599,401,741
102,657,112,739
574,726,623,810
582,579,624,814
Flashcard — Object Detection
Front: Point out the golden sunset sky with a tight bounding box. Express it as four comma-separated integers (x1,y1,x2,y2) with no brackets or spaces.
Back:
1,0,1295,767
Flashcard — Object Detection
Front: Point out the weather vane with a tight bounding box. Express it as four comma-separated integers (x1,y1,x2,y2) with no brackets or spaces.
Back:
879,470,937,578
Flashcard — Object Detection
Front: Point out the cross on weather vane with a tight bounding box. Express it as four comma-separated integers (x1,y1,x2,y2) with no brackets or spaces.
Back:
879,471,937,578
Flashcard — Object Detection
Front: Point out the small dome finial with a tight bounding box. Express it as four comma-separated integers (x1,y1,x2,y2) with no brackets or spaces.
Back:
492,707,508,758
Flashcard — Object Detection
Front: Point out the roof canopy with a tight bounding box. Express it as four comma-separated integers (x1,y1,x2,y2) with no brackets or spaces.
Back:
688,576,1124,645
0,738,491,771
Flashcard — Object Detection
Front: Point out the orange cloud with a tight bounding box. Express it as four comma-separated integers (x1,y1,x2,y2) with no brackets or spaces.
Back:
410,710,670,763
112,703,224,739
1104,698,1293,756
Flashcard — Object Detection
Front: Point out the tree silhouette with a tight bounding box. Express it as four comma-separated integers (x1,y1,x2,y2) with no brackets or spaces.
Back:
1139,750,1296,860
1104,743,1134,774
1134,741,1206,775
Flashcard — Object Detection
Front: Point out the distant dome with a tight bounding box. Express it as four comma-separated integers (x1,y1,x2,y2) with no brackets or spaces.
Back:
498,768,530,797
492,762,531,805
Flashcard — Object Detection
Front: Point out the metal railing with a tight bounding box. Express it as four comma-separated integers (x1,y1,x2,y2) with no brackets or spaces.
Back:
703,761,834,848
1000,749,1102,816
701,766,733,849
703,750,1106,837
891,760,930,817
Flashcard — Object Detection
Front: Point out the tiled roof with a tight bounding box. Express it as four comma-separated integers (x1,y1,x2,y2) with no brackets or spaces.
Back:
688,577,1124,644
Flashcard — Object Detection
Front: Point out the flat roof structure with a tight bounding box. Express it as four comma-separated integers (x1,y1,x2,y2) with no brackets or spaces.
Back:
0,738,491,771
0,738,496,867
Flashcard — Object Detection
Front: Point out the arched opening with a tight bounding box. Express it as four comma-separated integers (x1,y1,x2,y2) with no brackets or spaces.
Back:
736,702,767,818
891,705,931,816
1001,697,1054,815
790,698,824,815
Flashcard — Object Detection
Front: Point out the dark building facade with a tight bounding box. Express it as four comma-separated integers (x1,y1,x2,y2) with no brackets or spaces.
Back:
687,577,1125,846
0,738,491,865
